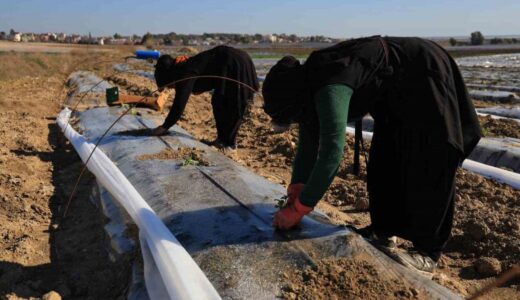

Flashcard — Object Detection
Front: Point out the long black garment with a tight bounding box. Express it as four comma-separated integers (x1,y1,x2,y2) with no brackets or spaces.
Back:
159,46,259,145
303,36,481,258
305,36,481,158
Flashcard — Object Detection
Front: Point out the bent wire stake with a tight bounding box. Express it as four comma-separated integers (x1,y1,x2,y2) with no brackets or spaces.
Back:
57,108,221,300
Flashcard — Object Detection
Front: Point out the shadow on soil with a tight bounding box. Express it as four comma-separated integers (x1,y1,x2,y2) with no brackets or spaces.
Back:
0,123,132,299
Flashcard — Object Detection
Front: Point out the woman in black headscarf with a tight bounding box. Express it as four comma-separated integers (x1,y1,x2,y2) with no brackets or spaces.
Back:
262,36,481,276
152,46,259,150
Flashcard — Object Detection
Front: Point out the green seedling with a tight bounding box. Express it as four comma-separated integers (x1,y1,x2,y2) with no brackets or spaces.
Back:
274,195,289,209
181,155,200,167
120,103,138,116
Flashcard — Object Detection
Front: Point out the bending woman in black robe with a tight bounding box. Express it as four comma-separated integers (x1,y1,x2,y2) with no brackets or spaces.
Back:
152,46,259,149
262,36,481,276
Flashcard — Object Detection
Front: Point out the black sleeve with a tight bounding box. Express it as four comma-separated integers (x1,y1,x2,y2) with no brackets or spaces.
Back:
161,79,196,129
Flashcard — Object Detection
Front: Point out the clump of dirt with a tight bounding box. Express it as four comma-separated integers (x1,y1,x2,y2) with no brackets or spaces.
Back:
137,147,210,166
479,115,520,139
445,170,520,275
281,252,426,300
472,99,499,108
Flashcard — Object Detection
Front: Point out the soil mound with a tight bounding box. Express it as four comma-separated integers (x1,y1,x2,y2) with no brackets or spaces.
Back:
137,147,210,166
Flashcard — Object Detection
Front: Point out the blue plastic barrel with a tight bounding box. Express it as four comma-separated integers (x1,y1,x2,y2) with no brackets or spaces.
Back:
135,50,161,60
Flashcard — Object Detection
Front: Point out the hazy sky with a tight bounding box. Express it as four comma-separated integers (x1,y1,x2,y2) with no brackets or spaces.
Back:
1,0,519,38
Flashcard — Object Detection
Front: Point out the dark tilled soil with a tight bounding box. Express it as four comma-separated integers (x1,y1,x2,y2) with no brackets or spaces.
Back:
479,115,520,139
281,252,427,300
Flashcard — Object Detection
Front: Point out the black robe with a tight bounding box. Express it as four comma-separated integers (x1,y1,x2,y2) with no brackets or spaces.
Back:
305,36,481,158
304,37,482,258
159,46,259,130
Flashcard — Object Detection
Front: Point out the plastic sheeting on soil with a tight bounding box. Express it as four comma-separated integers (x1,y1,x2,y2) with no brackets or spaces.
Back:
68,106,461,299
469,90,519,103
468,137,520,174
67,71,112,94
56,108,221,300
65,71,113,107
456,53,520,68
477,112,520,123
478,106,520,120
467,83,520,93
348,115,520,175
347,127,520,190
113,64,155,80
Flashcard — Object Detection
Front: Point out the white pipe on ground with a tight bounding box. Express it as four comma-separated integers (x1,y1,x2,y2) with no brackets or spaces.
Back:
57,108,221,300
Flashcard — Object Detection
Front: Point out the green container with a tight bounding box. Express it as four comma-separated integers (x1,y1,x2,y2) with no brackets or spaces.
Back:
106,87,119,105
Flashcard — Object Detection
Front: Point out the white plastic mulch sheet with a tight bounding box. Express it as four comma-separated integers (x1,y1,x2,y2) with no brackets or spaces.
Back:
56,108,221,300
478,106,520,120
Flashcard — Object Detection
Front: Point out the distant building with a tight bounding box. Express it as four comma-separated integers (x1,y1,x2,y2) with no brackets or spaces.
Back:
188,39,200,46
48,32,57,41
98,38,104,45
71,35,81,43
39,33,49,42
21,33,36,42
11,32,22,42
106,38,129,45
57,33,67,42
262,34,278,43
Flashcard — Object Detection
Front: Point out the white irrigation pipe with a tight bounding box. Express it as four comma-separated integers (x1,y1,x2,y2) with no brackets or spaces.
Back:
345,126,520,190
461,160,520,190
57,108,221,300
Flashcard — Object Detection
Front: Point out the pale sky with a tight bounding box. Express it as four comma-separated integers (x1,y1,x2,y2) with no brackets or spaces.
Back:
1,0,519,38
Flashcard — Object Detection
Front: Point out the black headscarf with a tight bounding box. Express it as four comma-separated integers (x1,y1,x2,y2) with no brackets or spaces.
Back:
262,56,308,125
154,54,176,89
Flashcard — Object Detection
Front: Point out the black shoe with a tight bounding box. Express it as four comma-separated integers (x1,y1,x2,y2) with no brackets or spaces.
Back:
356,226,397,251
207,139,236,150
206,139,224,147
390,250,436,278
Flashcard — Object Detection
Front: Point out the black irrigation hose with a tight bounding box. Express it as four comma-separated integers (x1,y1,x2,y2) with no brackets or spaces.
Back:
62,74,262,217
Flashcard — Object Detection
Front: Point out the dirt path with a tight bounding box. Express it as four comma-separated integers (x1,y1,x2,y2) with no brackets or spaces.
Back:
0,53,129,299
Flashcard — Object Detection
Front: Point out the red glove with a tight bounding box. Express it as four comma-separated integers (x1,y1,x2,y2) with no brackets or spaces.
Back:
287,183,305,205
273,197,313,230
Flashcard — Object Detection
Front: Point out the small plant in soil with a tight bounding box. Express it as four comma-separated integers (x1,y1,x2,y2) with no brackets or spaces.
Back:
181,156,200,166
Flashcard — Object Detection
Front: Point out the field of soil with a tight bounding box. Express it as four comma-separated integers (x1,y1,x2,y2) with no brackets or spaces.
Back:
0,44,519,299
0,51,129,299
